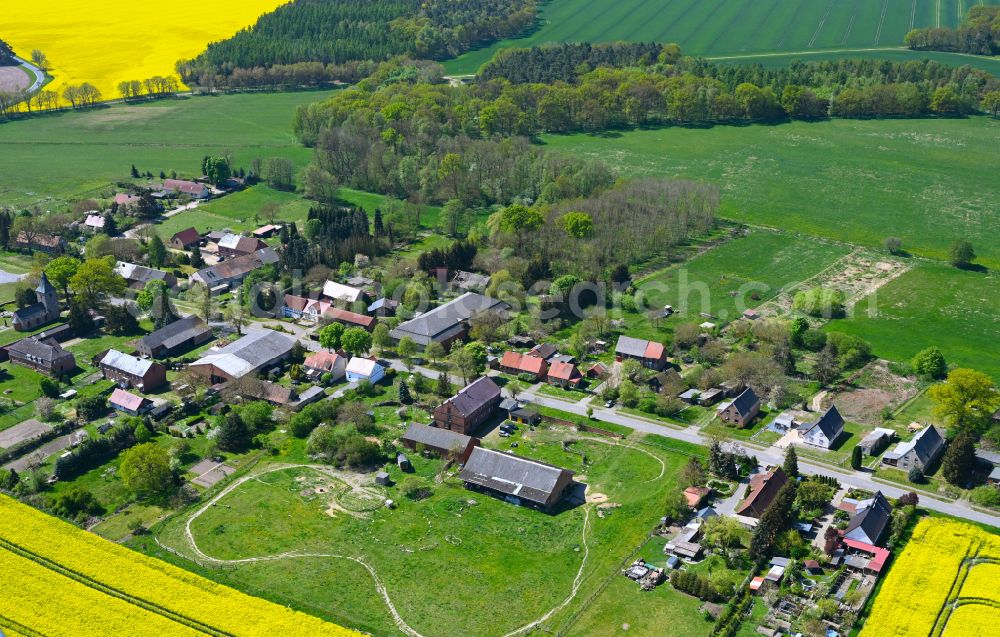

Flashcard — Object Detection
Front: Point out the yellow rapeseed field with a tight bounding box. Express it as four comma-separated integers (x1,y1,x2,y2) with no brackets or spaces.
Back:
944,604,1000,636
0,495,361,636
860,518,1000,637
3,0,286,101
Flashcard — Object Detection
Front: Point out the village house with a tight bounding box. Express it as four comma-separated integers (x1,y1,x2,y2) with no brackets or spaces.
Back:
345,357,385,384
881,425,946,472
303,350,347,382
585,362,608,379
449,270,491,294
529,342,557,361
390,293,509,349
162,179,210,199
5,336,76,377
697,387,724,407
367,298,398,318
433,376,501,436
113,193,142,210
500,351,548,380
190,248,279,290
716,387,761,429
252,224,281,239
615,335,668,370
683,486,711,509
735,466,788,519
15,232,65,254
169,227,201,250
282,295,375,330
548,361,582,389
648,369,684,395
459,447,575,511
322,280,366,305
98,349,167,392
109,388,152,416
115,261,177,291
12,274,60,332
844,491,892,546
217,233,268,260
401,423,480,464
82,214,106,233
135,316,213,358
801,405,846,449
188,329,296,384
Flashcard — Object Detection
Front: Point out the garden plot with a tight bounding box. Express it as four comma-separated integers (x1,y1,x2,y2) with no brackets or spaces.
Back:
830,360,920,426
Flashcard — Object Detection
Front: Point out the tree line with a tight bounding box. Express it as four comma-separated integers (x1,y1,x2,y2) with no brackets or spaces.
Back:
0,38,14,65
177,0,536,87
480,41,678,84
117,76,180,100
905,6,1000,55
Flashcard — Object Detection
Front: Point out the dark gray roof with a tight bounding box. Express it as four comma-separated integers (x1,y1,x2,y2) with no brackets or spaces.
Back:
845,491,892,545
389,293,509,346
444,376,500,418
37,273,56,296
115,261,171,285
726,388,760,418
615,335,648,358
193,248,279,285
12,303,49,322
6,337,74,365
459,447,573,506
402,423,474,453
887,425,945,466
139,316,212,352
807,405,845,440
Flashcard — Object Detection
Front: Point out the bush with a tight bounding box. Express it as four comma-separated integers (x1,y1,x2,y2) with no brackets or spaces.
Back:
970,486,1000,508
400,476,432,501
39,378,61,399
908,466,925,483
800,329,827,351
793,288,846,318
911,347,947,379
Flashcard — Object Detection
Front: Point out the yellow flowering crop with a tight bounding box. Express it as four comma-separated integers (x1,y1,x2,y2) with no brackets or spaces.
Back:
3,0,286,100
0,495,361,636
860,518,1000,637
959,561,1000,600
943,604,1000,636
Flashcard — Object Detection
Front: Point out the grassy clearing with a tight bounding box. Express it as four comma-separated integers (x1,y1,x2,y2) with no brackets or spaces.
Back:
825,263,1000,380
444,0,999,74
0,90,338,208
0,362,45,404
543,117,1000,268
158,186,313,237
151,427,691,637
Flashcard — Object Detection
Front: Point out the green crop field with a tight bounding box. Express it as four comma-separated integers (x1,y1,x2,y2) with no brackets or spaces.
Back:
825,263,1000,380
444,0,1000,74
627,231,851,336
0,90,338,208
542,117,1000,269
150,430,704,637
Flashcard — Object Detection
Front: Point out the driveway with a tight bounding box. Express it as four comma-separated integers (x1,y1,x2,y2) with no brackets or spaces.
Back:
3,434,72,472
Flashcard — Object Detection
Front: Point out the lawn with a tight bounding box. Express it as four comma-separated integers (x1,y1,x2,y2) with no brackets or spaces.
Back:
0,361,45,404
150,428,696,637
157,185,314,237
824,263,1000,380
443,0,999,74
0,90,338,208
543,117,1000,268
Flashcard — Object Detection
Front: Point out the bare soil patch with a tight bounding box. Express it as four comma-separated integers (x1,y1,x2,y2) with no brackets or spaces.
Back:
832,360,919,425
0,67,30,92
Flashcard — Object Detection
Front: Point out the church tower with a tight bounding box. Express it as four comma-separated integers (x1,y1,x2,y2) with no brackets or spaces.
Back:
36,272,60,319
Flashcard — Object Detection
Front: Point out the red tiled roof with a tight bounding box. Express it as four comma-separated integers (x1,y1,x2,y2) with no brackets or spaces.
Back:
323,307,375,330
171,227,200,246
843,538,890,573
548,361,581,381
163,179,207,195
684,485,710,507
501,351,547,375
304,350,342,372
644,340,666,360
110,388,147,412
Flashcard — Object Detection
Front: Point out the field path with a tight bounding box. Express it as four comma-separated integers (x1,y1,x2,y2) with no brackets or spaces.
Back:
174,462,605,637
11,56,45,93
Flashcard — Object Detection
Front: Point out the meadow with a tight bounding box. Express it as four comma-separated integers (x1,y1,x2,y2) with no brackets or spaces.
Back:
150,429,697,637
0,90,337,208
0,494,358,636
825,263,1000,380
444,0,1000,74
3,0,286,100
542,117,1000,268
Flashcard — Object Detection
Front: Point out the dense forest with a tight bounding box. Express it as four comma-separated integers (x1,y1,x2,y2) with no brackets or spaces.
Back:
178,0,536,88
480,42,674,84
905,6,1000,55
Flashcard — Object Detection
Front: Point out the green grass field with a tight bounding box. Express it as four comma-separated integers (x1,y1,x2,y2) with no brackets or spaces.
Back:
0,90,338,208
444,0,1000,74
151,429,697,637
157,186,313,238
543,117,1000,268
825,263,1000,380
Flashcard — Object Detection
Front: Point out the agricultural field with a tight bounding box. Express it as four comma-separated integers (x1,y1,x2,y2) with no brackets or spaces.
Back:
860,517,1000,637
3,0,286,100
825,263,1000,380
148,427,697,637
542,117,1000,268
0,90,338,208
0,494,358,636
444,0,1000,74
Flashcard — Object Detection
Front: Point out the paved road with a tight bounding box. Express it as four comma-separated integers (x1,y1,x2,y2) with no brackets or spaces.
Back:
11,56,45,93
517,390,1000,528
